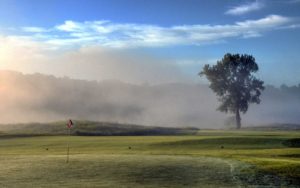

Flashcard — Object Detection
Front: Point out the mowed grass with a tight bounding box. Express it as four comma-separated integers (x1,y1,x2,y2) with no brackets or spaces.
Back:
0,130,299,187
0,155,238,188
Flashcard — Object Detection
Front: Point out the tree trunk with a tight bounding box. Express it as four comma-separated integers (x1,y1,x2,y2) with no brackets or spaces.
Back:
236,108,241,129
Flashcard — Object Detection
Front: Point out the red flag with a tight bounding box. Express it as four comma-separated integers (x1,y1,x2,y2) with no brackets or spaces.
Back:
67,119,73,128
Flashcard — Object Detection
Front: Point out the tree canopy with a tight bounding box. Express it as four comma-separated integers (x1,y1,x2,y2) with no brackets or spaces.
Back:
200,53,265,129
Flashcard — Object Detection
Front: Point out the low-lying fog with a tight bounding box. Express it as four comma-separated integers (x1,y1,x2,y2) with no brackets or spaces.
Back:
0,70,299,128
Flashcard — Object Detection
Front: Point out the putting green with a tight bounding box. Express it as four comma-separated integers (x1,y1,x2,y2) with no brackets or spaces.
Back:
0,154,242,188
0,132,299,187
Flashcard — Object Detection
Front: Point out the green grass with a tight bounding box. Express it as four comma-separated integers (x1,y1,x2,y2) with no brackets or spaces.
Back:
0,155,239,188
0,130,299,187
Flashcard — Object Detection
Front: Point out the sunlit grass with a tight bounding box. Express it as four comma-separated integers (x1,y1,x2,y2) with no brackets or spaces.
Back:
0,130,299,187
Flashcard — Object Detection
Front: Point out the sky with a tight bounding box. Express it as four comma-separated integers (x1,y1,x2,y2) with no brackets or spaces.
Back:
0,0,300,86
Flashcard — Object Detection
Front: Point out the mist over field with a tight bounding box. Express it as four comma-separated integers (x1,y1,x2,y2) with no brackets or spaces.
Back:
0,70,299,128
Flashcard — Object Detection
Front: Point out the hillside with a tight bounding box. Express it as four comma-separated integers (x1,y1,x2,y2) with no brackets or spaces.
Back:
0,121,198,136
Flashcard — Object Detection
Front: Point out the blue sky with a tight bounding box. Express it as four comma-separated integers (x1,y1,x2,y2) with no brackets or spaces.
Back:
0,0,300,85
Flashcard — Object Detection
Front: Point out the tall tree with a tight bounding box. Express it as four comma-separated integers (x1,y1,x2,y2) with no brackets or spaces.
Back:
200,53,264,129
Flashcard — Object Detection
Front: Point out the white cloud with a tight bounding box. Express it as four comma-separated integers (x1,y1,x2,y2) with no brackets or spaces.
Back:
279,24,300,29
236,15,290,28
55,20,82,32
225,1,264,15
21,27,48,33
242,31,262,38
55,20,110,32
9,15,296,49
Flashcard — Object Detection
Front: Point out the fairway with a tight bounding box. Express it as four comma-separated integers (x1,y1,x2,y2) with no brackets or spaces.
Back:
0,131,300,187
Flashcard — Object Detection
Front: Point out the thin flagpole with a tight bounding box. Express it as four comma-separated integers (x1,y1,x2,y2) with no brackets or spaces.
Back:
67,124,71,163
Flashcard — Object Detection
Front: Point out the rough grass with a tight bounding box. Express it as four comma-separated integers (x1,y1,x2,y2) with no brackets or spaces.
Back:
0,130,299,187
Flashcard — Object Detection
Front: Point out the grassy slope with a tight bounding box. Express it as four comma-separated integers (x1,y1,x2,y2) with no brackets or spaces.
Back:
0,130,299,187
0,120,198,136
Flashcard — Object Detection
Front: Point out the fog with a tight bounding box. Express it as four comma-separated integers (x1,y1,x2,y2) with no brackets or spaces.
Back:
0,38,192,85
0,70,299,128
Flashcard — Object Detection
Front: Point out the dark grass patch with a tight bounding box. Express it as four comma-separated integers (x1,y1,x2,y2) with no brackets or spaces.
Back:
126,159,235,187
153,137,286,149
280,154,300,158
236,167,283,187
282,138,300,148
235,165,300,188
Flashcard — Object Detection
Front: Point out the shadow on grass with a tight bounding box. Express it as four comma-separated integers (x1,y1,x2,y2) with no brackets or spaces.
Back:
235,165,300,188
152,137,286,149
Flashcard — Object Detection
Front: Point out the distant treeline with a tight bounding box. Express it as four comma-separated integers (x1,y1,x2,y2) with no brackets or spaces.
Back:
0,70,300,127
265,84,300,99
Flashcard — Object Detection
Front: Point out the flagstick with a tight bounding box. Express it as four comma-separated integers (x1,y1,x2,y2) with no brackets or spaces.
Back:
67,127,71,163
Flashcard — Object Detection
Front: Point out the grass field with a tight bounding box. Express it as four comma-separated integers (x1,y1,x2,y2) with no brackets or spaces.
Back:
0,130,299,187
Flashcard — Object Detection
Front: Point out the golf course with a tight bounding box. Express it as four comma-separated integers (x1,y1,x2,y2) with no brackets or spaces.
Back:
1,0,300,187
0,123,299,187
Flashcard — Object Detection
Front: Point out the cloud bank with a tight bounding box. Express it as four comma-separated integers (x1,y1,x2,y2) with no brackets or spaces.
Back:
0,13,298,85
12,15,294,49
0,14,296,84
0,35,192,84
